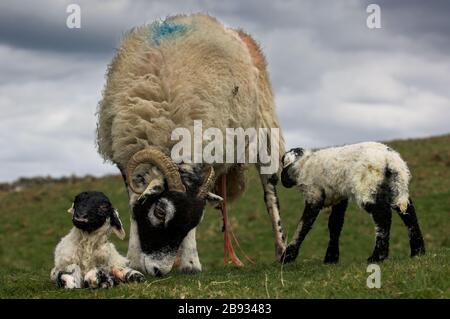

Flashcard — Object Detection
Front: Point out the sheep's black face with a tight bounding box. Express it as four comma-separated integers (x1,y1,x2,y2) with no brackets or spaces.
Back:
281,148,304,188
133,191,205,252
130,165,213,276
72,191,113,233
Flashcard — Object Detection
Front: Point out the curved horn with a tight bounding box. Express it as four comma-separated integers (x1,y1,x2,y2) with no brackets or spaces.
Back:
197,166,215,199
126,147,186,194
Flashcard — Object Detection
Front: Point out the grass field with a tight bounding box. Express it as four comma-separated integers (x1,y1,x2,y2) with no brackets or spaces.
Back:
0,135,449,298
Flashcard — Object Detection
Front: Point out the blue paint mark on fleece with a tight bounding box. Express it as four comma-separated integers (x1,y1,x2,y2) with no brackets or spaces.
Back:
149,21,188,45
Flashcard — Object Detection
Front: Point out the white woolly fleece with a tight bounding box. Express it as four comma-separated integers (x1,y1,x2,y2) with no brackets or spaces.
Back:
288,142,411,211
50,222,129,282
96,14,285,199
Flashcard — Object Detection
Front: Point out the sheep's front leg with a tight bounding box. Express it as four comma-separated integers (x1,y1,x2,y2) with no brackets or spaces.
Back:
177,228,202,274
84,268,115,289
281,200,323,264
51,264,83,289
258,172,286,261
324,199,348,264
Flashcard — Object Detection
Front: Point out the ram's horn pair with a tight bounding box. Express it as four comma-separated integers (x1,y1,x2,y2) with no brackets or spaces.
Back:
126,147,215,199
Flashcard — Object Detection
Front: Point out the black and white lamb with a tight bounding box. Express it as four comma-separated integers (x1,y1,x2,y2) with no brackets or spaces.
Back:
280,142,425,264
50,191,145,288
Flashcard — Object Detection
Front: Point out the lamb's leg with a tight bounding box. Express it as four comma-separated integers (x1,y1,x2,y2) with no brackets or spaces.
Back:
51,264,82,289
364,201,392,263
176,227,202,273
106,237,146,283
111,267,145,283
394,198,425,257
281,200,323,264
258,171,286,261
324,199,348,264
84,268,115,289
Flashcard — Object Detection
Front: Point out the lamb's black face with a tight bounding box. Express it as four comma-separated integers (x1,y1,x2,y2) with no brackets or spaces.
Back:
281,148,304,188
282,148,304,166
72,191,113,232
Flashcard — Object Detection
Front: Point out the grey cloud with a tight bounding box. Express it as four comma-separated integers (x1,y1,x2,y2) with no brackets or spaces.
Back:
0,1,449,181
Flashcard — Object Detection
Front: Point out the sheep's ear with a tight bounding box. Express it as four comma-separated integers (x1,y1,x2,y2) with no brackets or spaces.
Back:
205,192,223,208
110,209,126,240
67,203,74,215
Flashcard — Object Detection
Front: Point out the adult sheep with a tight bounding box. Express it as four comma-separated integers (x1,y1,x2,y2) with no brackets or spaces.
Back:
97,14,286,276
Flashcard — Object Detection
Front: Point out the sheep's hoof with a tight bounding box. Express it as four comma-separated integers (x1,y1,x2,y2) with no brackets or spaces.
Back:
179,261,202,274
126,271,146,283
180,267,201,275
280,245,298,264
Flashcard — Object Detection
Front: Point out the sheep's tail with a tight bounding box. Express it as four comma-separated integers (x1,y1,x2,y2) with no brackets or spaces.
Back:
385,150,411,213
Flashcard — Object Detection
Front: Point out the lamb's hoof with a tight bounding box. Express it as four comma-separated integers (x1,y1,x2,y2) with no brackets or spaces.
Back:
126,271,146,283
411,245,425,257
84,269,115,289
280,245,298,264
324,248,339,264
324,255,339,264
367,254,387,263
57,274,78,289
99,279,115,289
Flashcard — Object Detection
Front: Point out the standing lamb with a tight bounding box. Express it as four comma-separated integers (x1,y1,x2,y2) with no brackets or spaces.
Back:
51,191,145,288
280,142,425,264
96,14,286,276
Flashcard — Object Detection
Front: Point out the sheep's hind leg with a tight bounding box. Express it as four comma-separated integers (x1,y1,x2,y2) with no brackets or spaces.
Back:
258,171,286,261
394,198,425,257
281,200,323,264
364,201,392,263
324,199,348,264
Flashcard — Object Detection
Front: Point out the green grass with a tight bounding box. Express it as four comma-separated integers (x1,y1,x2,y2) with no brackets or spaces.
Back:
0,134,449,298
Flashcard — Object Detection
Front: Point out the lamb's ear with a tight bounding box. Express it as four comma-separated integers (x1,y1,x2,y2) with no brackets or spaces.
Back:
67,203,74,215
281,166,296,188
110,209,126,240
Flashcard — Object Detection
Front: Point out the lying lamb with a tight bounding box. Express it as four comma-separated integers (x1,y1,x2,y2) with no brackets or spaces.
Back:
280,142,425,264
51,191,145,288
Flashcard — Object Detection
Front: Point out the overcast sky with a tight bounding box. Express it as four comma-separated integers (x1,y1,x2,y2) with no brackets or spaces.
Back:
0,0,449,182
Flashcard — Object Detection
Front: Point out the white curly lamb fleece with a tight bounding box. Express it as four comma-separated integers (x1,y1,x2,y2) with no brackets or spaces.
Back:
50,192,144,288
51,224,132,288
283,142,411,211
280,142,425,265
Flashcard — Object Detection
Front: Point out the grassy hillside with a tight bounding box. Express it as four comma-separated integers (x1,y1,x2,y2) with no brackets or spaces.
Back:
0,135,449,298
